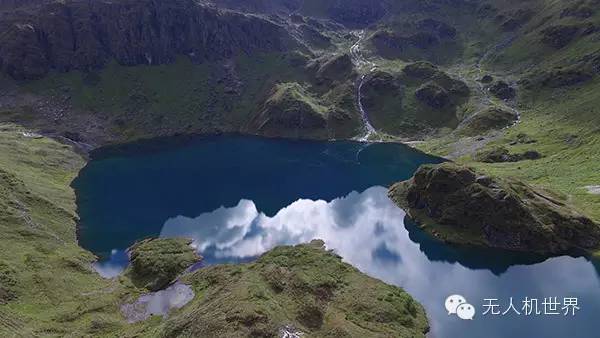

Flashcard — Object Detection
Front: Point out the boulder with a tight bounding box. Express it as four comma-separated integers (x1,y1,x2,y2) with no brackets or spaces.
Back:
126,238,201,291
509,133,537,145
479,74,494,83
290,14,305,23
488,81,516,100
389,163,600,254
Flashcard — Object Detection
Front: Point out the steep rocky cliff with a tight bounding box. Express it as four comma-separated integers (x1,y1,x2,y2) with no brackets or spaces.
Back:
0,0,297,79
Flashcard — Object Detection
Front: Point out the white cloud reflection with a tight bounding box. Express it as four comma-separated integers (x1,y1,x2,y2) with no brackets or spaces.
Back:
158,186,600,338
93,249,128,278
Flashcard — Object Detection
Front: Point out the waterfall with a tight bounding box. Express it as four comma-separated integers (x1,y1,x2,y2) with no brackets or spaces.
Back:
350,30,377,142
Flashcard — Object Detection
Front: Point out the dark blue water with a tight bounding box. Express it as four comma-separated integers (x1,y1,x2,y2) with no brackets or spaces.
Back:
74,135,600,338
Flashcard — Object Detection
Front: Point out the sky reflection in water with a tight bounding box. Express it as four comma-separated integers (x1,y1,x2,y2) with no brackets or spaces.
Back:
98,186,600,338
161,187,600,338
77,137,600,338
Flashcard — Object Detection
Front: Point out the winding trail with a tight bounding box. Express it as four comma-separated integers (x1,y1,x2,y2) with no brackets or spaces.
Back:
350,30,378,142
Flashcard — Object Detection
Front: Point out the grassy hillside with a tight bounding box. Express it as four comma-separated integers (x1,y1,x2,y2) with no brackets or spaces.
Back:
0,123,126,336
16,54,312,143
394,0,600,222
148,241,429,337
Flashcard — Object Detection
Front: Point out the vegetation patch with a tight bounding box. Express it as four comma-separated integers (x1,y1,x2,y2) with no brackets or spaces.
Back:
126,238,201,292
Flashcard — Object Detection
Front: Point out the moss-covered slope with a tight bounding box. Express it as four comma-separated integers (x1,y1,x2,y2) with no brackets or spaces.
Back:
389,162,600,255
126,238,201,292
153,240,429,338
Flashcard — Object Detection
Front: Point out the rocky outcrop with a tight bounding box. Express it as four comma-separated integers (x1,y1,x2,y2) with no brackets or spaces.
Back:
561,1,597,19
475,147,542,163
402,61,439,79
207,0,303,15
405,62,470,108
161,240,429,337
311,53,355,85
0,0,297,79
522,51,599,89
371,30,441,58
479,74,494,83
459,107,518,135
211,0,386,27
541,25,580,49
369,18,459,62
358,63,468,136
362,70,402,98
415,82,450,108
247,83,330,139
389,163,600,255
488,80,516,100
416,18,457,38
126,238,201,292
496,8,533,31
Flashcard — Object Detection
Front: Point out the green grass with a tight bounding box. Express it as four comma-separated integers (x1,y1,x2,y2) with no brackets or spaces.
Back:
126,238,200,292
464,82,600,221
140,241,429,337
415,78,600,222
269,82,329,115
20,53,311,142
0,123,128,336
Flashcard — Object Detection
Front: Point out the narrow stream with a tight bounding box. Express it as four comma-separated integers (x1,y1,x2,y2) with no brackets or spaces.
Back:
350,30,377,141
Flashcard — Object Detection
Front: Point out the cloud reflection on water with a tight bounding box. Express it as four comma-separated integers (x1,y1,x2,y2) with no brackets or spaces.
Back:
158,186,600,338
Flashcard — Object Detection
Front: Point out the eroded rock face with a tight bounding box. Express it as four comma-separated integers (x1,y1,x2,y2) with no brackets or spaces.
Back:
0,0,296,79
389,163,600,254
